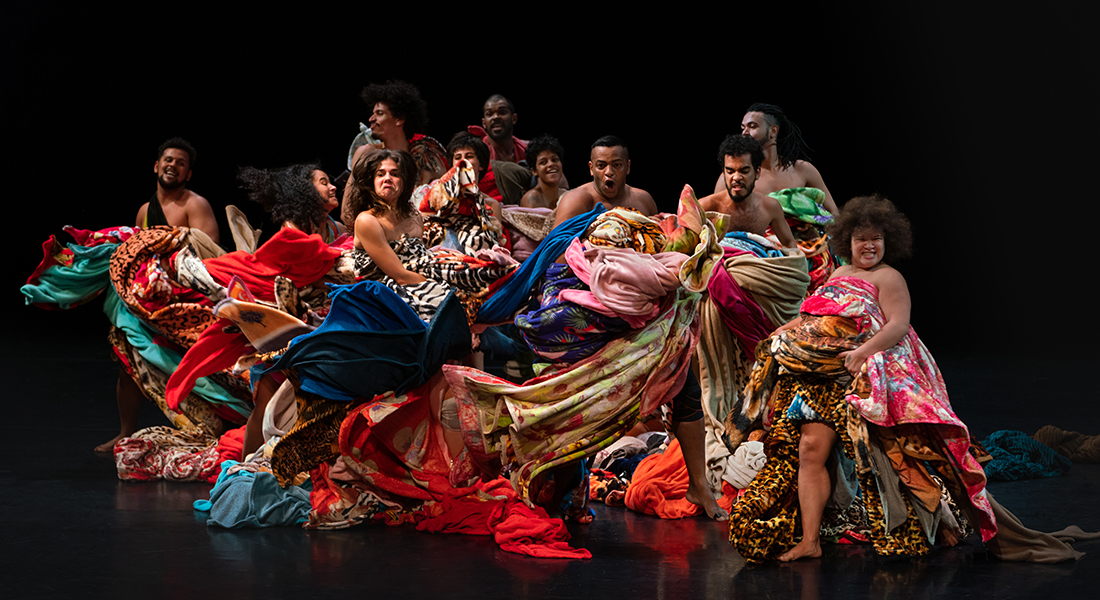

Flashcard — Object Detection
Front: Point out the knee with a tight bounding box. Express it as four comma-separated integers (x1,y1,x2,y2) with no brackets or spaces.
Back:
798,431,834,465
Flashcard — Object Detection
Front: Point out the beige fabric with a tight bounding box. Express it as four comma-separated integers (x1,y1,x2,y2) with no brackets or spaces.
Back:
985,493,1092,562
695,298,752,492
500,206,555,241
725,250,810,329
183,227,226,259
225,204,262,254
1034,425,1100,463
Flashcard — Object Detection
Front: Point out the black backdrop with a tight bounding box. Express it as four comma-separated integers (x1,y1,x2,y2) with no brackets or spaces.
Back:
3,3,1095,356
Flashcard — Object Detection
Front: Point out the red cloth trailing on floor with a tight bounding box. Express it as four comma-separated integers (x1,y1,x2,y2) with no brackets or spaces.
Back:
623,438,702,519
202,228,341,302
165,319,252,411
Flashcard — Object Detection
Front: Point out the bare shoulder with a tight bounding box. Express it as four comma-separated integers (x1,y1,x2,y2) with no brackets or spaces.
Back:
519,188,540,208
761,193,786,217
135,202,149,227
867,264,907,293
631,187,658,216
553,185,598,226
698,191,724,212
793,160,825,183
185,191,214,211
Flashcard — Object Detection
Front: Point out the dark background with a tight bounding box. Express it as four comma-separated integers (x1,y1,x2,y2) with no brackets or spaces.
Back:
3,3,1095,356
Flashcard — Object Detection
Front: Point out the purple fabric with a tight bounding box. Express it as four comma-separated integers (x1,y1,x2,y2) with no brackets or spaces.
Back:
707,248,775,362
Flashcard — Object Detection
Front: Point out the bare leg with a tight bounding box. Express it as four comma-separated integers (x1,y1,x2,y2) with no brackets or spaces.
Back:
242,373,280,458
778,421,837,561
674,418,729,520
95,369,143,453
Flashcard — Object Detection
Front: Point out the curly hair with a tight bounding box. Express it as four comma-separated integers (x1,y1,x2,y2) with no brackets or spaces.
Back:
525,134,564,170
361,81,429,136
746,103,812,169
344,149,418,228
717,134,763,170
157,137,196,166
446,131,490,173
827,195,913,264
238,163,326,233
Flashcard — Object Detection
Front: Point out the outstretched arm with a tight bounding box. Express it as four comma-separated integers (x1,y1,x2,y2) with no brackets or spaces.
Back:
353,213,426,285
838,268,911,375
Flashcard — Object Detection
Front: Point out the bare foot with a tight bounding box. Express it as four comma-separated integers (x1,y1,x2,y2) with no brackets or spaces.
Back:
938,525,961,547
777,538,822,562
94,434,126,454
686,484,729,521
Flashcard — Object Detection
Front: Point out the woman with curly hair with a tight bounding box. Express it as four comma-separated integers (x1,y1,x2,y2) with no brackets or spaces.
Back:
726,195,1001,563
238,163,346,243
346,80,448,189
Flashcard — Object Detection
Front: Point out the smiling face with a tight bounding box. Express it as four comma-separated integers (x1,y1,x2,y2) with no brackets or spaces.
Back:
312,170,338,213
373,158,404,203
368,102,405,139
723,153,757,202
533,150,562,186
153,148,192,190
482,98,516,142
850,227,885,270
589,145,629,201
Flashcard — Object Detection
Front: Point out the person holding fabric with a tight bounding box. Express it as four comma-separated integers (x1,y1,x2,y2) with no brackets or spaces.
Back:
238,163,347,244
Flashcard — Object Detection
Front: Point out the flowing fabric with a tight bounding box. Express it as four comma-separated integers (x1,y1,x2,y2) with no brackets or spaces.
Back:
445,288,700,506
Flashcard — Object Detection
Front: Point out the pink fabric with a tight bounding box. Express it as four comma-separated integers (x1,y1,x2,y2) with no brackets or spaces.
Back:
706,248,775,361
560,239,683,328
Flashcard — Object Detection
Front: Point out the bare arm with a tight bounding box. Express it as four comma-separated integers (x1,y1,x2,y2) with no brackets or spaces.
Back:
186,195,220,244
634,189,659,217
552,187,595,228
797,161,838,216
353,213,426,285
135,202,149,228
838,268,911,375
766,197,797,248
519,189,539,209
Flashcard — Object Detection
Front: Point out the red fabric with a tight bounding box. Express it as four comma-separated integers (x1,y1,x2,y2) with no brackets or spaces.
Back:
623,439,702,519
210,426,247,481
706,247,776,362
165,319,252,411
466,125,528,162
477,161,503,202
202,228,340,302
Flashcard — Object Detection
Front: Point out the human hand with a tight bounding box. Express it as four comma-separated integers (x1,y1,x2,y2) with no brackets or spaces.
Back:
837,348,870,377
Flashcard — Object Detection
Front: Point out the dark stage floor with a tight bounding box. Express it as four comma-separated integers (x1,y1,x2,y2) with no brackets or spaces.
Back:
3,329,1098,599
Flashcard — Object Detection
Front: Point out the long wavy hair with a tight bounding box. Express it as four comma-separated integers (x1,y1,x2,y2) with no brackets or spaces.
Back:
343,149,418,228
238,163,326,232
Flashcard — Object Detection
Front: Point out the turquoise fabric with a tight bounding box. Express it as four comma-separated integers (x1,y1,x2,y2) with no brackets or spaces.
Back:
982,430,1072,481
20,242,116,308
194,460,311,528
104,286,251,417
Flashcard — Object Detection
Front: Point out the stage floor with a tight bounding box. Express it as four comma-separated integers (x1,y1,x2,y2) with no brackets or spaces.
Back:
4,330,1098,599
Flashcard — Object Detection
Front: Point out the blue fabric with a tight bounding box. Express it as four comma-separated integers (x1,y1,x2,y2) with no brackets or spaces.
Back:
981,429,1073,481
195,461,312,528
267,280,471,401
103,286,252,417
719,232,785,258
20,242,116,308
476,204,606,323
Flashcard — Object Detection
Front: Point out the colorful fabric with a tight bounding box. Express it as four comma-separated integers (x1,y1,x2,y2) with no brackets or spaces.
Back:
768,187,836,294
726,276,996,561
623,439,702,519
346,127,447,179
114,426,220,482
477,203,606,324
584,207,667,253
769,187,833,225
515,262,632,362
445,288,700,506
203,227,341,303
660,184,725,293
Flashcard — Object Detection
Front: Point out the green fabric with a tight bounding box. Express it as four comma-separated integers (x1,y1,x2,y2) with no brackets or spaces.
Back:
103,286,250,417
20,242,115,308
768,187,833,225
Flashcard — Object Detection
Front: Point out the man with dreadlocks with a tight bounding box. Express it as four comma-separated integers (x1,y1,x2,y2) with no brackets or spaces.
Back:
712,104,839,294
712,104,837,216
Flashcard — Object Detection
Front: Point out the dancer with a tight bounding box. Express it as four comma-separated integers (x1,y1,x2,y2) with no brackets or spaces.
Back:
238,163,346,243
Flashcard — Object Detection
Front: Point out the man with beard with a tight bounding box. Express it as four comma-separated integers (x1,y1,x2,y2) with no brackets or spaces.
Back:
711,103,837,216
552,135,657,227
701,134,796,248
469,94,527,164
135,137,219,243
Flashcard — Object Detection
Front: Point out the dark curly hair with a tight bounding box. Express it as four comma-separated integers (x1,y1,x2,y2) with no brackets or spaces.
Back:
361,81,429,136
446,131,490,173
717,134,764,170
344,149,418,228
525,134,564,171
157,137,196,166
238,163,327,233
746,103,812,169
827,195,913,264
